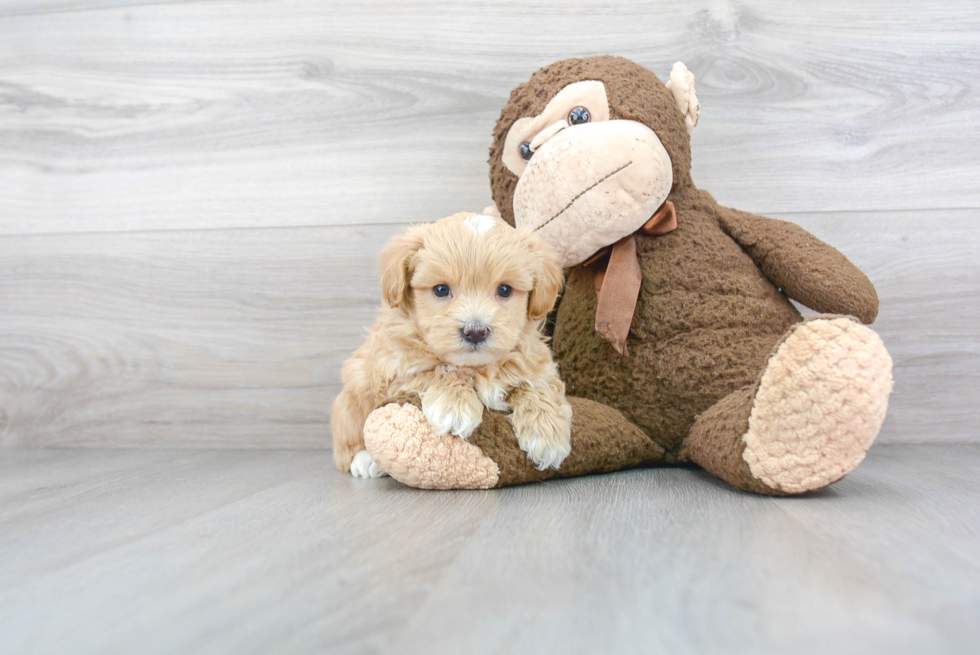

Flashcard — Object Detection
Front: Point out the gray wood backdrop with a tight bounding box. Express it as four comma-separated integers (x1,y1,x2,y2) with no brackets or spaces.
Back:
1,0,977,448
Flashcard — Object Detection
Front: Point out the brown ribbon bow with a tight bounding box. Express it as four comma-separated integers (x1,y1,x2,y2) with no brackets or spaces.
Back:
587,200,676,356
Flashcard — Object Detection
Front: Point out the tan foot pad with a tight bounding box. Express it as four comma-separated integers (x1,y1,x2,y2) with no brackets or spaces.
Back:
363,404,500,490
743,317,893,494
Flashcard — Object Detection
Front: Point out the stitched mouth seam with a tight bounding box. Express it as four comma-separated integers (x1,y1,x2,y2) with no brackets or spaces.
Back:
533,160,633,232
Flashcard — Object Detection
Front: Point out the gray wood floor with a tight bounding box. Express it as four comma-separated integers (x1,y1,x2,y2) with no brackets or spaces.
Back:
1,444,978,655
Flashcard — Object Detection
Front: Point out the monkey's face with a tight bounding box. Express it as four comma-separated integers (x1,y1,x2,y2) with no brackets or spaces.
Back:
501,80,673,267
490,57,699,268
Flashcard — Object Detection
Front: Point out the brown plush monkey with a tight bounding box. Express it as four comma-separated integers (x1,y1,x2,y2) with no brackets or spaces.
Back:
361,56,893,495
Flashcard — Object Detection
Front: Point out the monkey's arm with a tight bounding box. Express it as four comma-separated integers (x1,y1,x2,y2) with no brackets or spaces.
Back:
715,206,879,324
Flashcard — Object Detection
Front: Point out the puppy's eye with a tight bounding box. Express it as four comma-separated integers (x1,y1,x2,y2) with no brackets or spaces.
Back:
519,142,533,161
568,106,590,125
433,284,451,298
496,284,513,299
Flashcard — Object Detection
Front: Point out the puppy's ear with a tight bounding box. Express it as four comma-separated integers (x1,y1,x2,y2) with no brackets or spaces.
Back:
378,226,426,308
527,233,565,321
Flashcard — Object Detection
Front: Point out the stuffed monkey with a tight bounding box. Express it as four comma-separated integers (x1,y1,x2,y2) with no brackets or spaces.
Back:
361,56,893,495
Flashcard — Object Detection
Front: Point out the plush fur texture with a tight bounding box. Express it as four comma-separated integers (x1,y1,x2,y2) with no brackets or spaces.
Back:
498,78,674,268
364,402,501,489
548,183,881,456
365,397,663,489
332,212,572,474
490,56,694,227
738,316,892,493
362,56,893,495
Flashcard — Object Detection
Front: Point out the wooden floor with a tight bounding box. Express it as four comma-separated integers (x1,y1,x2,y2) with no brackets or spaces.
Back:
1,444,978,655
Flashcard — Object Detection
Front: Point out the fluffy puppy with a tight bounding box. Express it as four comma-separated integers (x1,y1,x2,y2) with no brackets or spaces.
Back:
332,212,571,478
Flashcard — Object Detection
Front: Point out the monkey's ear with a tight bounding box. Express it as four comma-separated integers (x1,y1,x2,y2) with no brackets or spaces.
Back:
378,226,426,308
665,61,700,133
527,234,566,321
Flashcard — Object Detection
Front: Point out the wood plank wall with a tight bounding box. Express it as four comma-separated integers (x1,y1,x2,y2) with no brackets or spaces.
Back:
1,0,977,447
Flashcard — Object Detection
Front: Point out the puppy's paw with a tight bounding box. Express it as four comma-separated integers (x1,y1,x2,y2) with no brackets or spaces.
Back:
334,442,358,472
422,388,484,439
519,433,572,471
476,379,511,412
350,450,388,479
512,399,573,471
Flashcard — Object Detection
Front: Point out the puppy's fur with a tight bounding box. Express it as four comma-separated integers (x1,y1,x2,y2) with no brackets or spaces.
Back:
333,212,572,478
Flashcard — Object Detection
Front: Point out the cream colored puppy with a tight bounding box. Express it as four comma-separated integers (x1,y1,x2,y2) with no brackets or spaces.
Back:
332,212,571,478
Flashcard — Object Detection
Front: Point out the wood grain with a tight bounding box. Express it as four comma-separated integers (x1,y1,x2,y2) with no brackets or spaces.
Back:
0,210,976,448
787,210,980,443
0,445,977,654
0,223,400,448
0,0,978,236
398,447,980,655
0,0,976,448
0,0,194,18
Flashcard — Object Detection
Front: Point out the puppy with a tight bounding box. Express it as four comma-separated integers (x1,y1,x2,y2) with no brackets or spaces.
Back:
332,212,572,478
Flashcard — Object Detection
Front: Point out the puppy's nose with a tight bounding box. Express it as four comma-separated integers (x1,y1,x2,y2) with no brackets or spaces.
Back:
461,322,490,345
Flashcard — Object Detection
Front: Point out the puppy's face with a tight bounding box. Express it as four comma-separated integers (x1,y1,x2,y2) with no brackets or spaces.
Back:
378,213,564,367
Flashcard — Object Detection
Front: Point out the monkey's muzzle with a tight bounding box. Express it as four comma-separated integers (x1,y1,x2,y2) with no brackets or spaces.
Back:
513,119,673,268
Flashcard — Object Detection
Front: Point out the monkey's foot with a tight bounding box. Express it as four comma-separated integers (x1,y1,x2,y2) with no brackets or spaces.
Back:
687,316,893,495
364,397,664,490
363,404,500,490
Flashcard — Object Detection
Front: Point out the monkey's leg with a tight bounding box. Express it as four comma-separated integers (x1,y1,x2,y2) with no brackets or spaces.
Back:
681,315,893,495
362,397,663,489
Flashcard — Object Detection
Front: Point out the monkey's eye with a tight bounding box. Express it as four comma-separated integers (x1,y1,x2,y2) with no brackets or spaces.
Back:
496,284,513,299
568,106,591,125
433,284,451,298
519,142,533,161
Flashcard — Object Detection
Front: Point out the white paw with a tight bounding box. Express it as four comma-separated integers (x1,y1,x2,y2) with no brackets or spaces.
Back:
518,434,572,471
476,380,511,412
512,399,573,471
350,450,387,479
422,395,483,439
